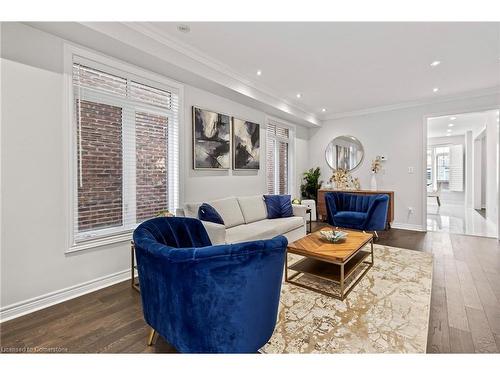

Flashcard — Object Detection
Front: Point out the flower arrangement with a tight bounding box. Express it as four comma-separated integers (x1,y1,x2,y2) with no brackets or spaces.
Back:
330,169,360,190
371,156,382,174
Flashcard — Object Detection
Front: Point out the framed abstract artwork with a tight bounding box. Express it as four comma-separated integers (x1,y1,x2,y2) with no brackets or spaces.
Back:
232,118,260,170
192,106,231,169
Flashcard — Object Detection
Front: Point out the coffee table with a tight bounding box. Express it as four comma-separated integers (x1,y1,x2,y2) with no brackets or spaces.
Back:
285,226,374,300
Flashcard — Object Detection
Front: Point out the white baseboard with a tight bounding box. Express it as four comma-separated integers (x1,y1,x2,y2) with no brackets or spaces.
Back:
391,222,426,232
0,269,132,323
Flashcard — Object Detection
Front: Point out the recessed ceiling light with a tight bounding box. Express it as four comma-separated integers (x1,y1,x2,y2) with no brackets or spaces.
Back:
448,123,454,127
446,134,451,136
450,116,457,120
447,129,452,133
430,60,441,67
321,108,327,112
177,24,191,33
296,93,302,99
256,70,262,76
433,87,439,93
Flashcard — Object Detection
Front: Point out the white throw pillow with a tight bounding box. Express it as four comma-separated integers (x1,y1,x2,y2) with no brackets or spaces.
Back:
207,197,245,228
237,195,268,224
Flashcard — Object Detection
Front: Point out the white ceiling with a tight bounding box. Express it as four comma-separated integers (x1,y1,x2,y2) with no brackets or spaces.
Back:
150,22,500,116
427,110,499,138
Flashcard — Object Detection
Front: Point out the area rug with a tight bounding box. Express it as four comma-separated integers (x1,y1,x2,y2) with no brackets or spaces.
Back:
261,244,433,353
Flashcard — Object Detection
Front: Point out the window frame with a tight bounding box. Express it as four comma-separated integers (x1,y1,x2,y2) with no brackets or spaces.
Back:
265,116,296,196
64,44,184,253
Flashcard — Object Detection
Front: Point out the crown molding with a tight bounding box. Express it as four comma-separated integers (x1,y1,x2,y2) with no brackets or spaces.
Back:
321,86,500,121
79,22,320,127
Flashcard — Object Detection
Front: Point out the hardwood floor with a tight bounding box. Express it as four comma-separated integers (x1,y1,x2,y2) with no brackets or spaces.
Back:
1,225,499,354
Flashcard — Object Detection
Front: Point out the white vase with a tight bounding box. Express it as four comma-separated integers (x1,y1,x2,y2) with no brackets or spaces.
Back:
370,173,377,191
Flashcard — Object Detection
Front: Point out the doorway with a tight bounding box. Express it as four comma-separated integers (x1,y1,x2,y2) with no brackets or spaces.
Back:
426,109,499,238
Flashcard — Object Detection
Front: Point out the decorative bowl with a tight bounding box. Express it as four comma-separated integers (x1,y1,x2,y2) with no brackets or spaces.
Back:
319,230,348,243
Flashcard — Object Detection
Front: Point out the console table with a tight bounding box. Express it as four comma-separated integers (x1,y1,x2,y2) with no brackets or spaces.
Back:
317,189,394,226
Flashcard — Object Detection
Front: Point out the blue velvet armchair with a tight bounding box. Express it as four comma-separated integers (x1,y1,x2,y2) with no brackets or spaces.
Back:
132,217,287,353
325,192,389,232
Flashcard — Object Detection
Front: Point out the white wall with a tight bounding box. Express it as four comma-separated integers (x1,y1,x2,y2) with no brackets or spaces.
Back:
309,95,500,230
485,111,499,225
465,130,473,207
182,86,308,203
0,23,309,314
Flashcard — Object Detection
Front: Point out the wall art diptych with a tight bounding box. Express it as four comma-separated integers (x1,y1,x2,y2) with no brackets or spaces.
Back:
192,107,231,169
232,118,260,170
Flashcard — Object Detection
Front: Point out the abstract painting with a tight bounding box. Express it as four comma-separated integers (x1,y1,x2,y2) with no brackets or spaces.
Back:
232,118,260,170
193,107,231,169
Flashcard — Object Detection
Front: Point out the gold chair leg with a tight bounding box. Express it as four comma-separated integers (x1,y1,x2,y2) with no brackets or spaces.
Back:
147,328,158,346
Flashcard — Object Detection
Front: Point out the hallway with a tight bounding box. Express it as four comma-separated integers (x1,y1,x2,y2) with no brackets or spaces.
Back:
427,200,497,238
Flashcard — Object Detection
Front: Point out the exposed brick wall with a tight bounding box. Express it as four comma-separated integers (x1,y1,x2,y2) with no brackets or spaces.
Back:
135,112,168,222
76,100,123,232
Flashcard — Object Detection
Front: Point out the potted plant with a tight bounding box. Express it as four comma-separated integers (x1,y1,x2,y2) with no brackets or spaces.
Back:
300,167,323,202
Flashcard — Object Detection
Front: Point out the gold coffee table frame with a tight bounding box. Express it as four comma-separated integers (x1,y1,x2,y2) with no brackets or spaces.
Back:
285,227,374,300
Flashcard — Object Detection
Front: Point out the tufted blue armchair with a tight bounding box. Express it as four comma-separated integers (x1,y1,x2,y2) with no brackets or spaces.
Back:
325,192,389,233
132,216,287,353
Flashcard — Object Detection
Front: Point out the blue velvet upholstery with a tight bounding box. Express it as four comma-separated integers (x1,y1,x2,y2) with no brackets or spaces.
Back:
133,217,287,353
198,203,224,225
263,194,293,219
325,192,389,231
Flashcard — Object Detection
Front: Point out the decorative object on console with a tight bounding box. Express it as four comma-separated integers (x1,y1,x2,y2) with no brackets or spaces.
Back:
193,106,231,169
264,194,294,219
329,169,360,190
232,118,260,170
133,217,287,353
300,167,323,202
291,198,301,204
370,156,382,190
198,203,225,225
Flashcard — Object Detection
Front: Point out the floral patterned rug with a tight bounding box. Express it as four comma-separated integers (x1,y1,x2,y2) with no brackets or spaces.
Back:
261,244,433,353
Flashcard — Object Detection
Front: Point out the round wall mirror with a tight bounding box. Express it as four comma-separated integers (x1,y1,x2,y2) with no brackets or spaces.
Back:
325,135,364,171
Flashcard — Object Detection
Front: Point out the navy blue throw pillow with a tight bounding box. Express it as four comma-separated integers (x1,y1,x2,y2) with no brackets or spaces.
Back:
198,203,224,225
263,195,293,219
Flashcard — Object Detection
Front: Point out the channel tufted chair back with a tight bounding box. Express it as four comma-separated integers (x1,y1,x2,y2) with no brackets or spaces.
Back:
325,192,389,231
133,217,287,353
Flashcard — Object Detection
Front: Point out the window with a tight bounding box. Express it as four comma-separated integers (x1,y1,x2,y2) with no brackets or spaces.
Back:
426,149,433,186
427,144,463,192
70,56,180,247
266,121,292,194
435,146,450,182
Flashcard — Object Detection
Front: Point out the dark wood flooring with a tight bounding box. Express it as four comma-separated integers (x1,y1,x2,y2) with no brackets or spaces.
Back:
1,225,499,353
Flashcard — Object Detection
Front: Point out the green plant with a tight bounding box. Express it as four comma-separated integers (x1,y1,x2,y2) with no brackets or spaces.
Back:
300,167,323,201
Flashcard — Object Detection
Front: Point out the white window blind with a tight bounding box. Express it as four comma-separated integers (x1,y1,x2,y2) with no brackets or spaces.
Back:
72,60,179,244
449,144,464,192
266,122,290,195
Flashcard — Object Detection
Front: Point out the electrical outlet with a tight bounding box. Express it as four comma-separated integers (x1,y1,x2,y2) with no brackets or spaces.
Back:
408,167,415,174
408,207,414,214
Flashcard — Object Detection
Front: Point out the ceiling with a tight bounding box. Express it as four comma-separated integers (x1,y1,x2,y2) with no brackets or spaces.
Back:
27,21,500,127
427,110,499,138
150,22,500,116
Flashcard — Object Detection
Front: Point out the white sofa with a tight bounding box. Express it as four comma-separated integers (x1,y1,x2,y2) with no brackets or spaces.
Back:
176,195,308,245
